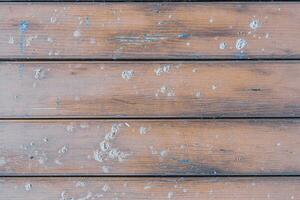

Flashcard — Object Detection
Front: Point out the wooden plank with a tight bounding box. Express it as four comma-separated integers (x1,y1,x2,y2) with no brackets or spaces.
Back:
0,2,300,59
1,119,300,175
0,177,299,199
1,61,299,118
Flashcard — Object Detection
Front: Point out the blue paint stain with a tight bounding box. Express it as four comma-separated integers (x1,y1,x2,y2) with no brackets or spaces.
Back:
19,21,29,33
177,33,191,39
178,159,190,164
18,63,25,79
19,21,29,54
85,16,90,28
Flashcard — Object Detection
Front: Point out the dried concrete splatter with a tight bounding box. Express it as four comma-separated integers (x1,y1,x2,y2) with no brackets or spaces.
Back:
121,70,134,80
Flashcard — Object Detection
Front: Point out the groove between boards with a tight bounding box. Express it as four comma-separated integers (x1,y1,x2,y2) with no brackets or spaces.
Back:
1,174,300,178
1,58,300,62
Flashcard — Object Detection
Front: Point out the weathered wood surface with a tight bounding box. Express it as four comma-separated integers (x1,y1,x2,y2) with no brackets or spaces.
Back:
0,177,299,199
1,61,299,118
0,3,300,59
0,119,299,175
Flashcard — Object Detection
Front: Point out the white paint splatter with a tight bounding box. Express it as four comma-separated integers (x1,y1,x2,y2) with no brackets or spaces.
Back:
0,157,6,166
8,36,14,44
219,42,227,50
76,181,86,188
249,19,260,30
102,184,110,192
156,86,175,97
235,38,247,50
73,30,81,38
121,70,134,80
58,145,68,154
195,91,201,98
24,183,32,191
168,191,174,199
139,127,148,135
212,85,217,90
102,166,110,173
154,64,171,76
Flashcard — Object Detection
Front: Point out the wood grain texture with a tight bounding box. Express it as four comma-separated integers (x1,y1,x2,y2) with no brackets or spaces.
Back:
0,119,299,175
0,2,300,59
1,61,299,118
0,177,299,200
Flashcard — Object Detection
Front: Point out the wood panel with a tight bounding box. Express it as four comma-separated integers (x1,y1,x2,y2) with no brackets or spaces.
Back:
0,119,299,175
1,61,299,118
0,177,299,199
0,2,300,59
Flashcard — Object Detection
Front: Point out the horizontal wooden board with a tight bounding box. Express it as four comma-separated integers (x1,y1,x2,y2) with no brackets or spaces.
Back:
0,2,300,59
0,177,299,199
0,119,300,175
1,61,299,118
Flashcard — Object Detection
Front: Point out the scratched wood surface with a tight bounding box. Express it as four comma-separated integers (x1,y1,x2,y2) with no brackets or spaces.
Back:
0,177,299,200
0,119,299,175
0,2,300,59
1,61,299,118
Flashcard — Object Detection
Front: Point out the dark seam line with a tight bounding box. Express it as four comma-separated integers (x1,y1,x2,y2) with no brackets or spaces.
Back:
0,0,296,2
1,174,300,178
0,117,300,120
1,58,300,62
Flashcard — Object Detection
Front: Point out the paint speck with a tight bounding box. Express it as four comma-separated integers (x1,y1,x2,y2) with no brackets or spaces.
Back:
212,85,217,90
8,36,14,44
209,18,214,23
249,19,260,30
186,42,190,46
219,42,227,50
24,183,32,191
291,196,294,199
277,142,281,146
0,157,6,166
66,124,75,133
121,70,134,80
58,145,68,154
50,17,57,24
139,127,148,135
89,38,96,44
265,33,270,39
34,68,45,80
73,30,81,38
102,166,110,173
76,181,86,188
160,150,168,157
156,86,175,97
47,37,53,43
80,123,89,129
235,38,247,50
155,64,171,76
102,184,110,192
168,191,173,199
94,150,103,162
195,91,201,98
43,137,49,143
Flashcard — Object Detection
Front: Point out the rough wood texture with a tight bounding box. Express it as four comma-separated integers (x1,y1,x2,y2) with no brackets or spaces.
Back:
1,2,300,59
0,119,299,175
1,61,299,118
0,177,299,199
